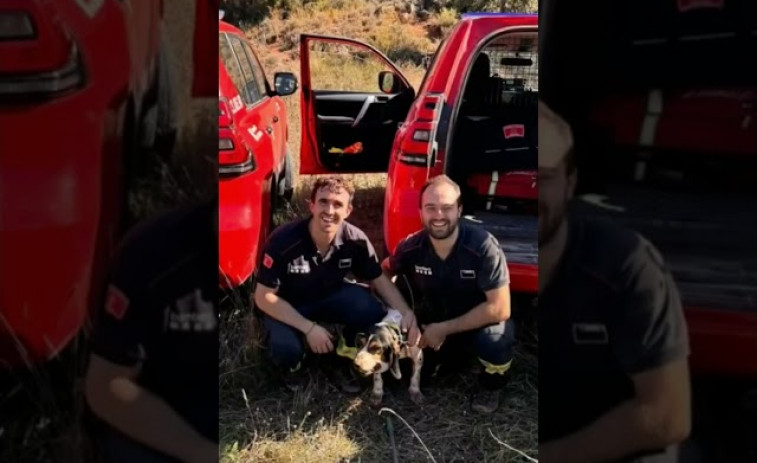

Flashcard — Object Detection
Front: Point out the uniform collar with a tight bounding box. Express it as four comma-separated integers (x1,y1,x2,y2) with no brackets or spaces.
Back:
303,215,346,258
423,222,466,260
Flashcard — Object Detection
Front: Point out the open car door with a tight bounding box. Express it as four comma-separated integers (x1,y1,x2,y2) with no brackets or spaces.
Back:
299,34,415,174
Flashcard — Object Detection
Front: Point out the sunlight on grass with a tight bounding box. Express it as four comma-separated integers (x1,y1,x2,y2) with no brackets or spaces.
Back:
222,423,360,463
310,47,387,93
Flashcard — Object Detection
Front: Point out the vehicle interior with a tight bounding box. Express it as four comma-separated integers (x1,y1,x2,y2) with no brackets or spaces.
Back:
305,38,415,172
446,32,539,268
544,0,757,314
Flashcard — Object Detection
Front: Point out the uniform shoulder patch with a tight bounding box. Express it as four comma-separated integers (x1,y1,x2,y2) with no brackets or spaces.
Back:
105,285,129,320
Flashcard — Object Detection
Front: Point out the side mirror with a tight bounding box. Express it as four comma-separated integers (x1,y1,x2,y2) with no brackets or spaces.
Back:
273,72,298,96
378,70,401,94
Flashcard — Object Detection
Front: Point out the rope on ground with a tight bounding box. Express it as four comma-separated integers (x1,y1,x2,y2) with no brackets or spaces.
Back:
487,428,538,463
385,415,399,463
379,407,437,463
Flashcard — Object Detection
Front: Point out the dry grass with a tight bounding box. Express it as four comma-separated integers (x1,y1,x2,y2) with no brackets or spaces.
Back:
220,292,539,463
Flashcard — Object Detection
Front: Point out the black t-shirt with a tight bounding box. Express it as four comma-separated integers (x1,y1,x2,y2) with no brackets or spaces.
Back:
538,216,689,456
386,224,510,324
89,200,219,443
255,217,383,307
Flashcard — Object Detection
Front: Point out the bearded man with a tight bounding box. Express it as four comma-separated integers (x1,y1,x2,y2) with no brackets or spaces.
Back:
382,174,515,413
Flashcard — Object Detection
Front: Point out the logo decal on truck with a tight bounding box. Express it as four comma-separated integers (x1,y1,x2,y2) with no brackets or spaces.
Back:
249,125,263,142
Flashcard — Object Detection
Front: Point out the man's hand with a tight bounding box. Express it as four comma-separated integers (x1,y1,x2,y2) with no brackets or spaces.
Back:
85,354,218,462
420,323,447,350
305,323,334,354
400,311,421,346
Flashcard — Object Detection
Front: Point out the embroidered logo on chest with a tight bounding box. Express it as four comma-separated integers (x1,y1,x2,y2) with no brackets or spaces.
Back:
338,258,352,269
288,255,311,274
164,288,217,333
415,265,433,276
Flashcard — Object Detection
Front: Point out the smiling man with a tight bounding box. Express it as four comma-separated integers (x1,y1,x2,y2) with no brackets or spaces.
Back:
382,175,515,413
538,100,691,463
254,176,420,391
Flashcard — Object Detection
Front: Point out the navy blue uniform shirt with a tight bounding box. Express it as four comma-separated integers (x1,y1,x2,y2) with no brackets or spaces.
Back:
256,217,383,307
539,216,689,459
89,200,219,443
386,223,510,324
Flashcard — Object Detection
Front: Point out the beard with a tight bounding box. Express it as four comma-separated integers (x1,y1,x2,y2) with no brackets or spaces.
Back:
539,200,567,246
424,217,459,240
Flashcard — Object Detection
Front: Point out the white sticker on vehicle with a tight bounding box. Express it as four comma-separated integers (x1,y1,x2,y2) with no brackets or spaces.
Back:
230,95,243,114
249,125,263,141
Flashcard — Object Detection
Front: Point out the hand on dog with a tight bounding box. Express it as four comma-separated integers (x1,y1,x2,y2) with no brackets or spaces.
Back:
401,311,421,347
420,323,447,351
306,324,334,354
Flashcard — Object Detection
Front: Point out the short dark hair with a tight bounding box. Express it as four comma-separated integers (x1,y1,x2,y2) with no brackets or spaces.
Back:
310,176,356,204
418,175,462,208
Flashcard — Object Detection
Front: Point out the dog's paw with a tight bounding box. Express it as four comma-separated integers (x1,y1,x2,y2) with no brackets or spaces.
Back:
370,392,384,408
409,389,425,405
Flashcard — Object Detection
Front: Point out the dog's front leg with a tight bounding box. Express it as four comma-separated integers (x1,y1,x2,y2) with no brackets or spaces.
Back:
409,347,424,405
370,371,384,407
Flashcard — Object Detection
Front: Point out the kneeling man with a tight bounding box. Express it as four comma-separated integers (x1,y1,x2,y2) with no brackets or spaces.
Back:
383,175,515,413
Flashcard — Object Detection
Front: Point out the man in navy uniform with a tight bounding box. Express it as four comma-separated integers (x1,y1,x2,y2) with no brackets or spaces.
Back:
85,199,218,463
537,100,691,463
382,175,515,414
254,176,420,391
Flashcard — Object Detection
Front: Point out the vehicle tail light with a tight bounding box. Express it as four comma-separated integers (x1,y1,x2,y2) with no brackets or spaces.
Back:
398,121,437,166
219,131,256,175
398,94,444,167
0,11,35,40
0,4,86,99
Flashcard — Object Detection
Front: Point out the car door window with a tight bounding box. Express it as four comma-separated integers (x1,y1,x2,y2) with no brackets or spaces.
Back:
308,40,400,93
243,42,269,98
228,35,264,105
219,33,251,103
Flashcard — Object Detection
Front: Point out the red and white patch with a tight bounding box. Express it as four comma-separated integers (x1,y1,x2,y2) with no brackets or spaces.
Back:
503,124,525,139
677,0,724,12
105,285,129,320
263,254,274,269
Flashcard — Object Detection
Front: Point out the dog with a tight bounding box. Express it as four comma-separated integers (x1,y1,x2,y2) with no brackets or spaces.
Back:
353,308,424,406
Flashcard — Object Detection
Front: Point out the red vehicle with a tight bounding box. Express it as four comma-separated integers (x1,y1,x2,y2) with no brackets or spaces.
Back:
218,18,298,289
297,13,539,296
0,0,173,368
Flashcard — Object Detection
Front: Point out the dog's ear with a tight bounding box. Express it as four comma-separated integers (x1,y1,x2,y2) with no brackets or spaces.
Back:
355,333,368,350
